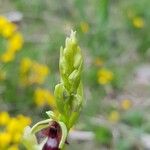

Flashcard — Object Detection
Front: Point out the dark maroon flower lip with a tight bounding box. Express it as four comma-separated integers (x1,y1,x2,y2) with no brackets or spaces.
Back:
35,121,61,150
36,121,68,150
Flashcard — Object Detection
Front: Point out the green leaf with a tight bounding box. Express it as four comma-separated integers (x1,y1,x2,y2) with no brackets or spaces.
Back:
94,125,112,145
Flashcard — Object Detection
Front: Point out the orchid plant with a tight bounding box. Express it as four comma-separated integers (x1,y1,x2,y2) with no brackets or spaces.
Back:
22,30,83,150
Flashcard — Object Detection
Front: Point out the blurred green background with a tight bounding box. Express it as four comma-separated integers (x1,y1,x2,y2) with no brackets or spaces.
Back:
0,0,150,149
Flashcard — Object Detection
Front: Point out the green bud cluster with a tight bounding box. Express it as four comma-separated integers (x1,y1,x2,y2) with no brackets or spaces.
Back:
22,31,83,150
55,30,83,130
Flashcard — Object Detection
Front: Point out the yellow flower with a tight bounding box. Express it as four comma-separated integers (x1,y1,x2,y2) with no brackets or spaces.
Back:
108,110,120,123
80,21,89,33
31,63,49,84
8,144,19,150
0,16,23,63
0,113,31,148
16,114,32,127
1,21,16,38
6,116,31,134
1,50,15,62
20,58,32,74
0,16,16,38
98,68,113,85
133,17,144,29
0,111,10,125
0,131,11,148
11,132,22,143
20,58,49,86
0,16,8,30
121,99,132,110
6,118,22,133
7,32,23,52
34,88,55,108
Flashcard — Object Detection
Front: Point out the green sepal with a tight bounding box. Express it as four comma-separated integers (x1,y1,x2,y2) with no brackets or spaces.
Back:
58,121,68,149
31,119,53,134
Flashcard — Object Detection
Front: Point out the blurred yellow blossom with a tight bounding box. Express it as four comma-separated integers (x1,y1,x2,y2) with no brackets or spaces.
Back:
0,131,11,148
1,22,16,38
20,58,49,86
0,111,10,125
20,58,32,74
0,112,31,149
8,145,19,150
98,68,113,85
0,16,8,30
31,62,49,84
8,32,23,52
16,114,32,127
108,110,120,123
11,132,22,143
6,116,31,134
34,88,55,108
121,99,132,110
1,50,15,63
0,15,16,38
80,21,89,33
133,17,144,29
0,16,23,63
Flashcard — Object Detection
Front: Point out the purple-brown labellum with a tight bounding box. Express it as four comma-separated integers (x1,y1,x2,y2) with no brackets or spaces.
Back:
42,121,61,150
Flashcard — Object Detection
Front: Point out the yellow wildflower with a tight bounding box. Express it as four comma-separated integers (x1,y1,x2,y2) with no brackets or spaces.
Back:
20,58,32,74
16,114,32,127
98,68,113,85
6,118,22,133
2,22,16,38
0,131,11,148
0,16,8,30
7,32,23,52
8,144,19,150
1,50,15,62
0,113,31,149
34,88,55,108
6,116,31,134
121,99,132,110
133,17,144,29
0,16,23,63
0,16,16,37
20,58,49,86
108,110,120,123
0,111,10,125
31,63,49,84
11,132,22,143
80,21,89,33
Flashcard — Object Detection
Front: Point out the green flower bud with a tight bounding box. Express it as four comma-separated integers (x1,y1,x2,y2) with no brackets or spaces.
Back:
54,83,70,114
55,30,83,129
22,30,84,150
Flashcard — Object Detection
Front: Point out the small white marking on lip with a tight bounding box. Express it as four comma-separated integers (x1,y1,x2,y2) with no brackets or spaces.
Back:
47,138,58,148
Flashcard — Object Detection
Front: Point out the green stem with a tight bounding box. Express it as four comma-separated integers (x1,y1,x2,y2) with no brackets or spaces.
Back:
99,0,109,24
